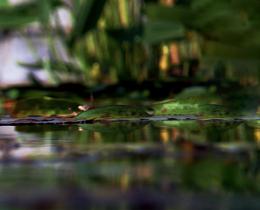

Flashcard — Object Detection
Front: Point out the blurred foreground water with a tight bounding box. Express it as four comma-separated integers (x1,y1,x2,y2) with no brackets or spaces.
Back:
0,118,259,210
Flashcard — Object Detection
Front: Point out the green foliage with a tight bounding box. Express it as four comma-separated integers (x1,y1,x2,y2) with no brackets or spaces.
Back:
0,0,8,7
146,0,260,58
2,0,260,84
143,21,185,44
18,60,83,77
68,0,107,47
0,0,61,29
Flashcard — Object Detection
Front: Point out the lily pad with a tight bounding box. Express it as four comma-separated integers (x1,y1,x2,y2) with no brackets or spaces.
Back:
76,105,153,120
174,87,221,104
246,120,260,128
12,97,81,117
150,86,234,117
152,100,231,117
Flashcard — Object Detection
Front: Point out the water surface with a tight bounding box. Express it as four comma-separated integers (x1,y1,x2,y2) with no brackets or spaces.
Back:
0,119,259,209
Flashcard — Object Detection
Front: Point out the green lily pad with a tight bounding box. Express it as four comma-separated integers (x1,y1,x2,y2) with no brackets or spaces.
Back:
174,87,221,104
152,100,231,117
246,120,260,128
151,86,234,117
76,105,153,120
12,97,81,117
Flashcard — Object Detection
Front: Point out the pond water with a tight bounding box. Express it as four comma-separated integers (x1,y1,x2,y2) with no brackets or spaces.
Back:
0,119,259,210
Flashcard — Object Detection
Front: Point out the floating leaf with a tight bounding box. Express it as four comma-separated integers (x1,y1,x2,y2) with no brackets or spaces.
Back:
151,86,230,117
246,120,260,128
76,105,153,120
174,87,221,104
152,100,231,117
12,97,81,117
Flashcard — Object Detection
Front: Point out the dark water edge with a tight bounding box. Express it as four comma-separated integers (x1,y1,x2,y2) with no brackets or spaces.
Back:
0,119,259,210
0,115,259,125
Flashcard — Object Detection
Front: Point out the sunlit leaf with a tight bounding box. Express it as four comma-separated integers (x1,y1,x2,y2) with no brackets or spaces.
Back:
152,100,230,117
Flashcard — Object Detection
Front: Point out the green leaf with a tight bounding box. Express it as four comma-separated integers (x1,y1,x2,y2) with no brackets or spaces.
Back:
0,0,8,7
146,1,260,56
190,0,212,10
107,21,185,44
76,105,153,120
246,120,260,128
202,40,260,59
143,21,185,44
152,100,229,117
106,26,142,43
174,87,221,103
18,60,83,73
146,4,192,27
69,0,107,47
0,0,61,29
12,97,81,117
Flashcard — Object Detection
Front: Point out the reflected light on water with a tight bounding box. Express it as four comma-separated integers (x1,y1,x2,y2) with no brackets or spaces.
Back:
255,129,260,143
93,132,102,143
160,128,170,144
120,171,130,191
10,146,52,159
0,120,258,209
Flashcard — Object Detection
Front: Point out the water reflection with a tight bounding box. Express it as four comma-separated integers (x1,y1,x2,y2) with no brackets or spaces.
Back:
0,120,259,209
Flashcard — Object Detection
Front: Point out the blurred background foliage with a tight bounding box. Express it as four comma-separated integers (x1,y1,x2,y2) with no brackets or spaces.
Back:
0,0,260,86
